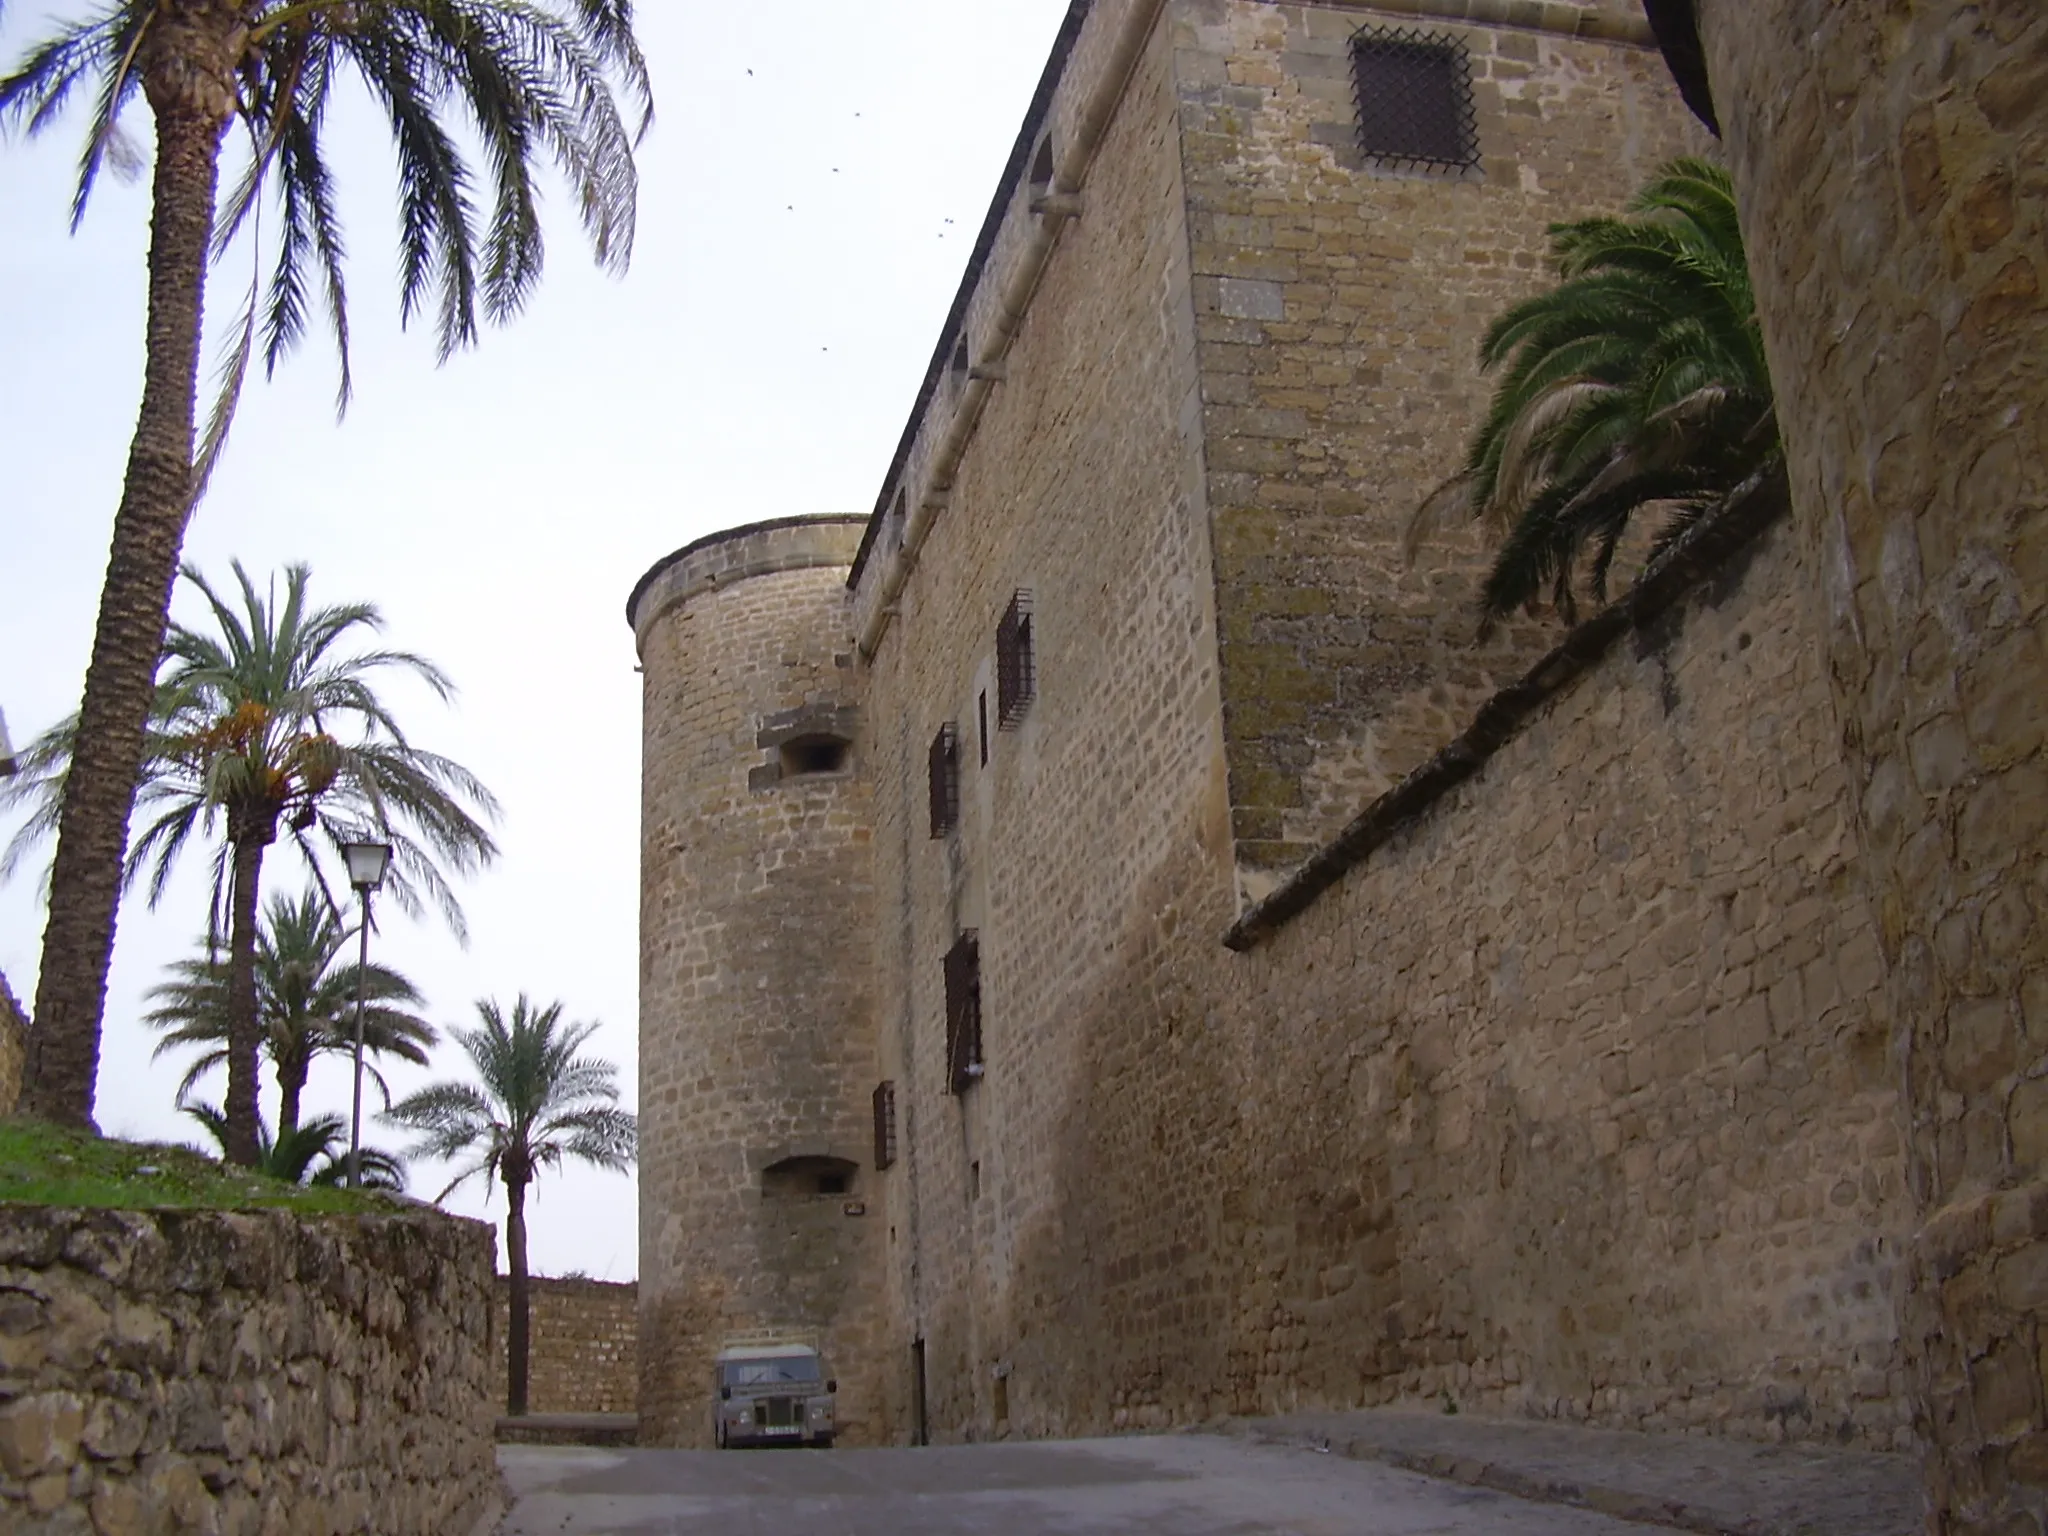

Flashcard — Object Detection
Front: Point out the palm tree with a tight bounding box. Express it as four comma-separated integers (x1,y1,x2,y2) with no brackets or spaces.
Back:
183,1102,406,1190
145,886,435,1137
0,1,649,1135
384,996,636,1415
4,559,499,1165
1413,159,1777,629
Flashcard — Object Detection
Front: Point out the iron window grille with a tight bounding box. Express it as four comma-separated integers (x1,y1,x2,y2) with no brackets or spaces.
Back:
944,931,983,1095
873,1080,898,1171
929,723,960,838
996,590,1035,728
1350,26,1480,174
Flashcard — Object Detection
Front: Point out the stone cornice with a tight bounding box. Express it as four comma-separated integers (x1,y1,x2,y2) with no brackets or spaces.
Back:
1307,0,1655,46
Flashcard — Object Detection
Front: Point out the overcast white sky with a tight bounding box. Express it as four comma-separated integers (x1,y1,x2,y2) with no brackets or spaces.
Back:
0,0,1074,1279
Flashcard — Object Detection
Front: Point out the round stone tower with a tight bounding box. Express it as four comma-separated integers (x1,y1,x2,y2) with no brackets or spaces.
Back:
628,515,886,1447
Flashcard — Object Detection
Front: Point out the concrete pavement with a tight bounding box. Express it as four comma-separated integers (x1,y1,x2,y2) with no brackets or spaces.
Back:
497,1434,1682,1535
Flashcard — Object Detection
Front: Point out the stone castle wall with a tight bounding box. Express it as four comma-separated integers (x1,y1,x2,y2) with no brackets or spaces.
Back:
863,472,1910,1450
1181,0,1707,892
0,1205,500,1535
0,970,25,1116
631,517,889,1448
1212,508,1908,1446
493,1278,638,1416
636,0,1922,1463
857,0,1221,1445
1689,1,2048,1527
839,0,1905,1450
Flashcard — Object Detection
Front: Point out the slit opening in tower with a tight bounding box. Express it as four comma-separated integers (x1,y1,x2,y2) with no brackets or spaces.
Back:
779,733,851,778
762,1154,859,1199
1029,135,1055,200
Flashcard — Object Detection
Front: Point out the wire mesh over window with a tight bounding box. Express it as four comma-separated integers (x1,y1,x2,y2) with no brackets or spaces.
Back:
873,1080,897,1171
944,931,983,1095
996,590,1035,728
1350,26,1480,174
928,723,959,838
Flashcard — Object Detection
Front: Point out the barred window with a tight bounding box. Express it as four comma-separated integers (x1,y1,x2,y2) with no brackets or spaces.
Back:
1351,26,1480,174
944,931,983,1095
873,1080,897,1171
996,590,1035,728
929,723,959,838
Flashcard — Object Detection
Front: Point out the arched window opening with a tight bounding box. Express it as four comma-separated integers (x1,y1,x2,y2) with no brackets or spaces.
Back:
763,1155,859,1199
780,734,850,778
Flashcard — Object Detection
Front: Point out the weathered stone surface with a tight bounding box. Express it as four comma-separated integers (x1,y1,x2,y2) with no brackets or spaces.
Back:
1178,0,1707,892
0,1205,498,1534
0,970,24,1116
630,517,886,1448
1689,0,2048,1529
491,1277,637,1415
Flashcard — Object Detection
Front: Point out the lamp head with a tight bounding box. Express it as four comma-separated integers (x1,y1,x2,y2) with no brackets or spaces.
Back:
342,840,394,893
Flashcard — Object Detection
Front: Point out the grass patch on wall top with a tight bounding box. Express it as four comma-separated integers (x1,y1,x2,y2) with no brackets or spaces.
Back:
0,1119,405,1214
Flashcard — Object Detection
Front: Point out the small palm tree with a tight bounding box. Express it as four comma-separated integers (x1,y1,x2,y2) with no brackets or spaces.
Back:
4,560,498,1166
1414,159,1777,628
145,887,435,1138
0,0,648,1136
184,1103,406,1190
384,996,636,1415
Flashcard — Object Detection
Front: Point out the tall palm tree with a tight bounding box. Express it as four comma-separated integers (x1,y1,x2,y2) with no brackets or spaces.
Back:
145,885,435,1137
183,1102,407,1190
384,996,635,1415
0,0,649,1135
4,559,499,1165
1413,159,1777,629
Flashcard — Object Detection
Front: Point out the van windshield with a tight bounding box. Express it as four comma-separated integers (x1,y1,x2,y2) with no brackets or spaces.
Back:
721,1355,821,1388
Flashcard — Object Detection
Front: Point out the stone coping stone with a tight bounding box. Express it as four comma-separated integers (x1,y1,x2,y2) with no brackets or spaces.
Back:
1231,1409,1920,1536
498,1413,642,1448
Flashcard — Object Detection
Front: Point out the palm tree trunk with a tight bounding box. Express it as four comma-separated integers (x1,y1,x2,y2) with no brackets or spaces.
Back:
20,41,236,1131
221,825,273,1167
506,1173,532,1415
277,1055,306,1140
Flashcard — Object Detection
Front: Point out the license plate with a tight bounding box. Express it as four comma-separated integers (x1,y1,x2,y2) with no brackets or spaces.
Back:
760,1425,799,1436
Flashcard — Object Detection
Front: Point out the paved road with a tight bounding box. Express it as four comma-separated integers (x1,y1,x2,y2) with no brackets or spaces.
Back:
497,1434,1661,1535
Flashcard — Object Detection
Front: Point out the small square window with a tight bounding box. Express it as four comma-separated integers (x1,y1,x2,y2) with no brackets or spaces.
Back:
1351,26,1480,174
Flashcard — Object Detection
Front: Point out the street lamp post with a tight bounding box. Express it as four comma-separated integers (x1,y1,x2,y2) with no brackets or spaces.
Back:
342,841,394,1189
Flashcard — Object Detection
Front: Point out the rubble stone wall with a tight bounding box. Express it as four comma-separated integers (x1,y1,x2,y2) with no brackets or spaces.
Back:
0,1205,500,1536
493,1278,637,1416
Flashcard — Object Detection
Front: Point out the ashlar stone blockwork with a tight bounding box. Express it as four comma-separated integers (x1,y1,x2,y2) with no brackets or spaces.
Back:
631,516,888,1448
1691,1,2048,1528
632,0,1919,1474
1179,0,1708,893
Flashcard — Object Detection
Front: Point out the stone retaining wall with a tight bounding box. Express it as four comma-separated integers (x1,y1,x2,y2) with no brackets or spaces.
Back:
0,1204,500,1535
494,1278,637,1416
